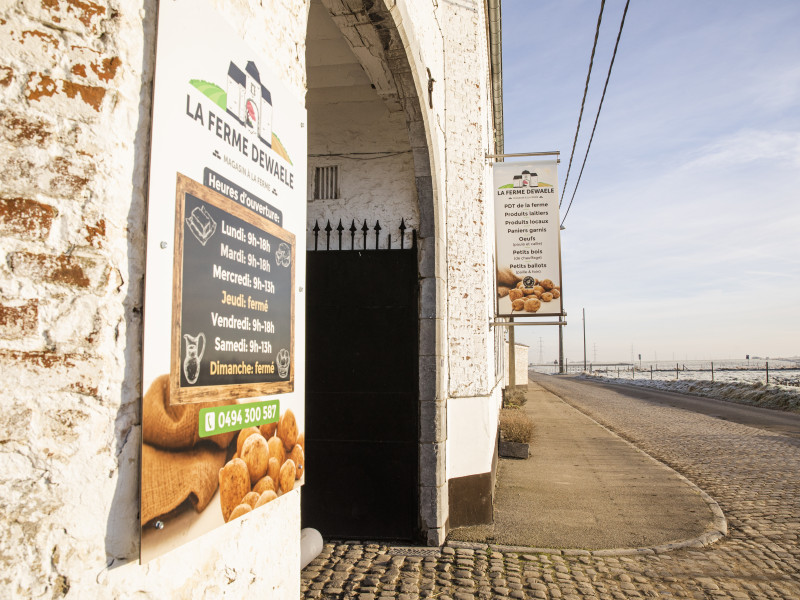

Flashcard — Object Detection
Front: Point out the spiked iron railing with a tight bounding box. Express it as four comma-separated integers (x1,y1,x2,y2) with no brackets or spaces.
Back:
311,218,417,251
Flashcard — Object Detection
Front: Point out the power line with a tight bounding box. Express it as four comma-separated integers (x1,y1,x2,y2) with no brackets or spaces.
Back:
560,0,606,208
561,0,631,226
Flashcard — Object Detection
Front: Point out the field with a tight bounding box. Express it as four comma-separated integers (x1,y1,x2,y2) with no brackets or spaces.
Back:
530,359,800,413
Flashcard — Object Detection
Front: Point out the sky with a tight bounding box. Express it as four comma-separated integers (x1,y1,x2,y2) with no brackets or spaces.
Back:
501,0,800,364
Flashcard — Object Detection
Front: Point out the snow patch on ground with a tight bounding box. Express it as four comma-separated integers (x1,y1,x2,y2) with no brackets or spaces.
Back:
577,373,800,414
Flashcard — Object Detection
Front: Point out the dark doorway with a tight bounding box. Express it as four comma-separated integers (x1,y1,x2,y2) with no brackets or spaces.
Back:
302,222,419,541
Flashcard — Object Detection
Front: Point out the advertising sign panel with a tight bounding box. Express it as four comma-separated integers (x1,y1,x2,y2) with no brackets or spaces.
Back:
493,160,563,317
140,0,306,561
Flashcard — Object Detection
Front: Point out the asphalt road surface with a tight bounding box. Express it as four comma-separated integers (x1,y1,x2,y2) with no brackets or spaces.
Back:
537,374,800,439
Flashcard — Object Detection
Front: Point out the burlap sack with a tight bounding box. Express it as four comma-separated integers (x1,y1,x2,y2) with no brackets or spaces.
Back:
141,442,227,525
142,374,236,450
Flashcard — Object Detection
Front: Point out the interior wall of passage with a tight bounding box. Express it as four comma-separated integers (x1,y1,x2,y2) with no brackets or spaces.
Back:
306,0,419,249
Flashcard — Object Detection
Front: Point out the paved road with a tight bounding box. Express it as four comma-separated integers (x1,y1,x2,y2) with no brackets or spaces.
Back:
302,374,800,599
574,377,800,439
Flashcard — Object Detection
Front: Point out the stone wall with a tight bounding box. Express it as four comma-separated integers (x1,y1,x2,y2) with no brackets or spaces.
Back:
0,0,309,597
504,342,530,387
431,0,504,525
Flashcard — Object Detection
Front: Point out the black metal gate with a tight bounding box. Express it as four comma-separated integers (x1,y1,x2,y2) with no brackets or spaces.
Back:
302,219,419,541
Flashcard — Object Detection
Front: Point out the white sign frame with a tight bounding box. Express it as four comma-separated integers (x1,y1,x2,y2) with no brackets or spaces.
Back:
493,160,563,318
140,0,307,562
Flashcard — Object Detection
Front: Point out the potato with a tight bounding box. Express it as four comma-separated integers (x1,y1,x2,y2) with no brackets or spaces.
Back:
279,459,296,493
511,298,524,311
259,421,278,439
521,287,537,296
497,286,511,298
541,292,554,302
277,409,299,451
241,491,260,509
267,456,280,482
253,475,276,495
229,503,252,521
267,436,285,466
255,490,278,508
241,433,269,483
524,298,541,313
219,458,250,522
236,427,260,457
508,289,524,301
296,433,304,450
497,267,521,287
540,279,555,291
551,288,561,299
532,285,545,297
288,444,304,480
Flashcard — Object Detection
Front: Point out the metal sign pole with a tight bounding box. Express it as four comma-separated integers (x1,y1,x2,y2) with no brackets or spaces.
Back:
508,316,516,388
558,315,565,374
486,150,561,161
490,319,567,326
583,308,587,372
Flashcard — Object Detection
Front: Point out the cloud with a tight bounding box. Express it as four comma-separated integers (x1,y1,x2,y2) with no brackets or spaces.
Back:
679,129,800,170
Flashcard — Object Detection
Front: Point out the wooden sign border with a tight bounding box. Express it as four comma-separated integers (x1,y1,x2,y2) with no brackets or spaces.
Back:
169,172,295,405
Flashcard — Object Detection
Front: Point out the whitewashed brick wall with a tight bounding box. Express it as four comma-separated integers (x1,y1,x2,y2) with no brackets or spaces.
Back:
0,1,309,597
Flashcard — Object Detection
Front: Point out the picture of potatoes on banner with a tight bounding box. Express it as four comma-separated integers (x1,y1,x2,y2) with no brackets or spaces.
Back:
140,373,304,561
496,267,562,317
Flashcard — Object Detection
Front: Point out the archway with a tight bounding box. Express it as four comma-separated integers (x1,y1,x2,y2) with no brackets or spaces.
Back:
302,0,438,542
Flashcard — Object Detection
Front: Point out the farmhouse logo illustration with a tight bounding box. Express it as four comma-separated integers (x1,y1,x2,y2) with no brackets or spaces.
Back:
226,61,273,147
188,60,293,165
499,169,546,190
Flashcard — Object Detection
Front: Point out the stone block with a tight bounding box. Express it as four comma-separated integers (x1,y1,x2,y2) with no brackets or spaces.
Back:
416,175,436,238
418,354,438,402
420,482,448,531
0,299,39,339
498,440,530,460
419,276,439,319
417,235,436,279
420,399,446,444
420,441,446,487
0,196,58,240
419,316,438,357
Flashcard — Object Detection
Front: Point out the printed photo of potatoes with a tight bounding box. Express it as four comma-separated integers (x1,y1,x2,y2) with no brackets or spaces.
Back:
496,267,561,315
220,409,305,523
140,373,304,561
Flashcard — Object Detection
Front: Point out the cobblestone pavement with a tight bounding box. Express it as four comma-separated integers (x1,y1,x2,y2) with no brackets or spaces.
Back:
301,377,800,599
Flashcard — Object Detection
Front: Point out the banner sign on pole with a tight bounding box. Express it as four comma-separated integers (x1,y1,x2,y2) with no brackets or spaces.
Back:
140,0,306,561
493,160,563,317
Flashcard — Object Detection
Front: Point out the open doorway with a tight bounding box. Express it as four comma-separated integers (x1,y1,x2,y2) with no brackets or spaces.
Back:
301,0,425,542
